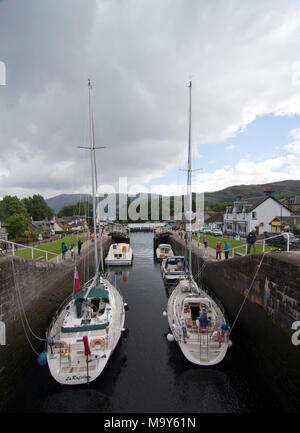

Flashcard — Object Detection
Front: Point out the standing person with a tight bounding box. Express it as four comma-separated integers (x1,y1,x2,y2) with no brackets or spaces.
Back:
197,232,201,246
216,241,222,260
70,244,74,262
61,242,68,260
224,241,230,259
203,236,208,249
246,230,257,255
78,239,83,255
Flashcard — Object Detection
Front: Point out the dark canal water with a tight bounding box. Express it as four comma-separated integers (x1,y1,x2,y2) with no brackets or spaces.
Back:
9,232,282,413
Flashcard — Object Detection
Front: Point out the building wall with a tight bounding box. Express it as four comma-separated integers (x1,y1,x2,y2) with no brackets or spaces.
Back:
249,198,290,233
224,198,291,235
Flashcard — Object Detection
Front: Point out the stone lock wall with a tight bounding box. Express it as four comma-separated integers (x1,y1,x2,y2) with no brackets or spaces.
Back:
0,237,111,412
169,234,300,412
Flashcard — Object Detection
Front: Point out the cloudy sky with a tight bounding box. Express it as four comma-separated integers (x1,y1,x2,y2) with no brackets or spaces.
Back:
1,0,300,200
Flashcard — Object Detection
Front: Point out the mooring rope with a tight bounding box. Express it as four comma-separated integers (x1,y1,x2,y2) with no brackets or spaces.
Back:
11,257,47,345
228,252,269,336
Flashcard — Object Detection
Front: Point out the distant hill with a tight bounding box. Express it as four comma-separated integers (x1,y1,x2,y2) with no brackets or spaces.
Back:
46,194,92,213
46,180,300,213
204,179,300,203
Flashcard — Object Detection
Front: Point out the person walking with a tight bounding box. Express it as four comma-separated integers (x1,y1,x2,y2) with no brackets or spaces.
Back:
78,239,83,255
203,236,208,249
216,241,222,260
61,242,68,260
70,244,74,262
246,230,257,255
224,241,230,259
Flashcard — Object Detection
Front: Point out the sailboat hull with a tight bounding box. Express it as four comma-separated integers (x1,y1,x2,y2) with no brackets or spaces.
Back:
46,278,125,385
167,279,229,366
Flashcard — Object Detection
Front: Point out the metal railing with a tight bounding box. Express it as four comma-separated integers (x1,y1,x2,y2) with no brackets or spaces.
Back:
262,233,291,252
0,239,60,262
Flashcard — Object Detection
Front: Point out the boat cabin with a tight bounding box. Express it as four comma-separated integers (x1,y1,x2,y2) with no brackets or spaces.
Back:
182,297,214,330
164,256,185,271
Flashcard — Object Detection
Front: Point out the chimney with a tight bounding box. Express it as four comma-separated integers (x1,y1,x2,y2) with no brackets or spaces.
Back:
264,188,273,199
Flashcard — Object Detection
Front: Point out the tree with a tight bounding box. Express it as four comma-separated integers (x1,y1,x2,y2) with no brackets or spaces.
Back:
0,196,28,222
22,194,54,221
7,213,28,238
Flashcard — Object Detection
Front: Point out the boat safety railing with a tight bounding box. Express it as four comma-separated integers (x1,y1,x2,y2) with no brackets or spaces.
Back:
0,239,60,262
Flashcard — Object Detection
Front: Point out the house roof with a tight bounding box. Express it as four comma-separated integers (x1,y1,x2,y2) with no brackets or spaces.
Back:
235,196,292,213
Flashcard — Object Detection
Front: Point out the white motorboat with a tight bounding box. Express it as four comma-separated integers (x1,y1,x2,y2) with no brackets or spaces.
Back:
105,243,133,266
165,81,231,366
46,80,127,385
156,243,174,262
161,256,186,283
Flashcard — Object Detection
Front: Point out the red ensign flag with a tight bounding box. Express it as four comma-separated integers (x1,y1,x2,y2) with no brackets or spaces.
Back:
74,267,80,292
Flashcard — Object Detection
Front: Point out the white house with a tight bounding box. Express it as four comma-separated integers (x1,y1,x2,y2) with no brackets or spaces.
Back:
223,191,292,236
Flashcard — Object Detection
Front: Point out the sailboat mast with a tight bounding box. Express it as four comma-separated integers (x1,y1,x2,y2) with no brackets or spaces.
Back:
187,81,192,280
88,79,99,277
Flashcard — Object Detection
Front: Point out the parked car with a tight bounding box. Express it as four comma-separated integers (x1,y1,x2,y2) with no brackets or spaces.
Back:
211,228,223,236
200,227,210,234
265,232,300,249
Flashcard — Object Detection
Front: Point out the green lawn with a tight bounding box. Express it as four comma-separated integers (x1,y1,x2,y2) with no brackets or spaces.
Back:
193,234,278,256
11,234,89,260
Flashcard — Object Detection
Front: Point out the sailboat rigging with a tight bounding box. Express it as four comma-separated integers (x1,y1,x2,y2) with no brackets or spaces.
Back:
45,80,127,384
166,81,231,366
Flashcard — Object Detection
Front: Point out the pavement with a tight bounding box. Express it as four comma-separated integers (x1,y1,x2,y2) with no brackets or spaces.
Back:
173,233,227,261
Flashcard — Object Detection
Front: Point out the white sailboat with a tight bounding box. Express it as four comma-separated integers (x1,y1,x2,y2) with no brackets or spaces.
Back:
105,242,133,266
166,81,231,366
46,80,127,385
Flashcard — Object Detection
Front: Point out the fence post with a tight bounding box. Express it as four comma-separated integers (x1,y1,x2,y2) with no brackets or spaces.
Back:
12,243,15,256
263,240,265,253
31,247,34,260
287,235,290,252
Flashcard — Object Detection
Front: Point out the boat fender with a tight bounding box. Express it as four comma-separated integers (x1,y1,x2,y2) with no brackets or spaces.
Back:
124,303,129,312
228,340,233,348
91,338,105,348
37,351,47,366
162,311,167,317
167,333,174,342
121,327,129,338
60,343,68,357
83,335,91,356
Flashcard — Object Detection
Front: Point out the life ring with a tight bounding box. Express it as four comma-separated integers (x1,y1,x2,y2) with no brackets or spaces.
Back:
91,338,105,348
60,343,68,357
